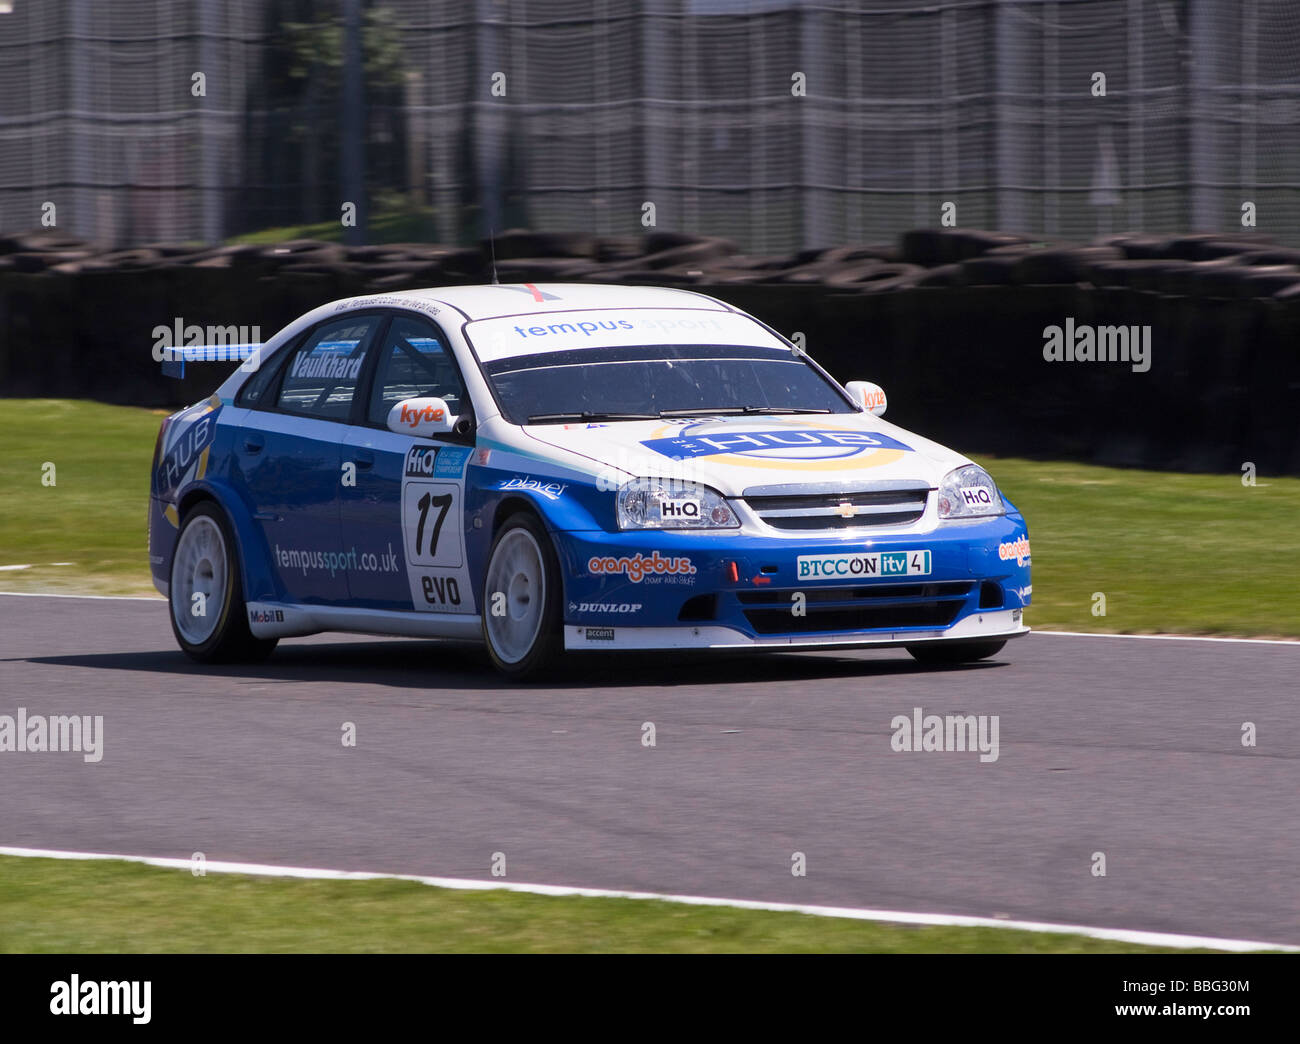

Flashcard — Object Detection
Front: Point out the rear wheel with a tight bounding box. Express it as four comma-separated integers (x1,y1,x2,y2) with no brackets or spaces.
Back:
481,513,563,679
906,639,1006,666
169,501,277,663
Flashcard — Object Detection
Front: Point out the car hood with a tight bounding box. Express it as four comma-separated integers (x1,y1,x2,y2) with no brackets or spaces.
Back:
521,413,970,496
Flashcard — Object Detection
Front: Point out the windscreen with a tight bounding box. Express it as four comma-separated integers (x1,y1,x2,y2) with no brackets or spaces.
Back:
464,309,854,423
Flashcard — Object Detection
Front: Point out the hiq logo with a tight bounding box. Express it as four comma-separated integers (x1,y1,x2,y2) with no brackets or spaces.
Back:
405,445,438,477
660,498,701,519
960,486,994,507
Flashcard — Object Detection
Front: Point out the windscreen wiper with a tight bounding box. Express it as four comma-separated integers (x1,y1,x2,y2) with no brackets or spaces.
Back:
657,406,832,417
526,410,661,423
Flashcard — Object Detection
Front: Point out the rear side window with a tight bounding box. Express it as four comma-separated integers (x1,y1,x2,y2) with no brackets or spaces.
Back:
368,316,466,425
235,344,283,407
276,317,379,421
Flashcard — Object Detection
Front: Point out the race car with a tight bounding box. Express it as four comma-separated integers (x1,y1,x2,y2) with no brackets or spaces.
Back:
149,283,1031,678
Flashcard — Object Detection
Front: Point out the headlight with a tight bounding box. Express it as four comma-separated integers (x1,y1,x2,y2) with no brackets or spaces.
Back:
937,464,1006,519
616,479,739,530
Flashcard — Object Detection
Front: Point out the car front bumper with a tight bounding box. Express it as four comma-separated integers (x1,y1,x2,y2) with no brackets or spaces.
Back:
551,514,1032,652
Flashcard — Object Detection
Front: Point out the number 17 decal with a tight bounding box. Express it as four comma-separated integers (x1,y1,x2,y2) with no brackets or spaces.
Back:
415,491,453,557
404,481,462,568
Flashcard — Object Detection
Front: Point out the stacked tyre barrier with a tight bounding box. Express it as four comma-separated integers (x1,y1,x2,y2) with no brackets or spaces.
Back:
1,227,1297,475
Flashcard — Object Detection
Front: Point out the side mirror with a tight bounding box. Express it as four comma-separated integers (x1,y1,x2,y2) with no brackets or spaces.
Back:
387,397,455,436
845,380,887,416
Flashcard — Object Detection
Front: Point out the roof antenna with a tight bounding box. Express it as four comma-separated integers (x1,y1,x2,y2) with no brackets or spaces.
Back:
489,227,499,285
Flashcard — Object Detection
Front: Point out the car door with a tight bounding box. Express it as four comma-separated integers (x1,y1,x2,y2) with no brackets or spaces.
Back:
339,312,477,614
235,313,382,606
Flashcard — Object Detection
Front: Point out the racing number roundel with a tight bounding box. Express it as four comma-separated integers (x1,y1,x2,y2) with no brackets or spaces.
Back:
401,443,473,613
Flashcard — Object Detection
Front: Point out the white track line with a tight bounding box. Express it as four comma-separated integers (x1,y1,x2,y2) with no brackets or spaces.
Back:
0,591,162,601
1034,630,1300,646
0,845,1291,952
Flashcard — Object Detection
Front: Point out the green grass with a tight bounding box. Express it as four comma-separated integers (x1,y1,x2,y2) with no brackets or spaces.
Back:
976,454,1300,638
227,200,440,246
0,400,1297,634
0,856,1196,953
0,399,164,596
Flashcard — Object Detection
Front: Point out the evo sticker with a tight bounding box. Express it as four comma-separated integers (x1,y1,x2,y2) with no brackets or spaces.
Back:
796,550,932,581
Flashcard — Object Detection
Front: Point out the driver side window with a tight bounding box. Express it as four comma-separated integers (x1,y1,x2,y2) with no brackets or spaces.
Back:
368,316,466,426
276,316,378,421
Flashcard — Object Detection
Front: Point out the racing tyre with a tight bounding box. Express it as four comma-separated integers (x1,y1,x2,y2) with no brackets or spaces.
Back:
169,502,277,664
482,513,564,679
905,640,1006,666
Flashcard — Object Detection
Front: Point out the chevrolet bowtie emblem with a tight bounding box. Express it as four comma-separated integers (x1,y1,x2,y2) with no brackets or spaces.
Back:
837,501,855,519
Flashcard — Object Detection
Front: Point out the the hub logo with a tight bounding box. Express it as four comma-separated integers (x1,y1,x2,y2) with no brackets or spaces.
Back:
405,445,438,477
640,426,911,467
797,550,932,580
156,413,214,491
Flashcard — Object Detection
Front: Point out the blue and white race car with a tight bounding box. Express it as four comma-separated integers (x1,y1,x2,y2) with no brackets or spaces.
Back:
149,283,1031,677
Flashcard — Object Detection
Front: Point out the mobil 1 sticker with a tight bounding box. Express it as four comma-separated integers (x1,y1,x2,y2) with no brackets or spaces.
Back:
796,549,932,581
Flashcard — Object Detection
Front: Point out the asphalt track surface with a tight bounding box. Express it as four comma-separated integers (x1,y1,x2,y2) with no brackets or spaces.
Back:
2,593,1297,946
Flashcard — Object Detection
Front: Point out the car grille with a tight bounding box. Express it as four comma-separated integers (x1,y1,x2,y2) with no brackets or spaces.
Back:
743,481,929,531
737,581,972,635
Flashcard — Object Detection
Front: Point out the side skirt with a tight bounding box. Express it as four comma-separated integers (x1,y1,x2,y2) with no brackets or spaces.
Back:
245,601,482,641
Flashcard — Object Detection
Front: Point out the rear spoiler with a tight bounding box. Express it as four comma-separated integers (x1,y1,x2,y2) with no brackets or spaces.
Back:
160,343,262,379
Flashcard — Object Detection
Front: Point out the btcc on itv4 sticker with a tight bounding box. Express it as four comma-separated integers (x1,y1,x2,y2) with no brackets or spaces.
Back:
796,550,932,581
401,443,474,614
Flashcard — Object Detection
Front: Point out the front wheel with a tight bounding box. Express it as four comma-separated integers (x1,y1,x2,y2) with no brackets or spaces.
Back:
169,501,277,663
906,639,1006,666
481,513,564,679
